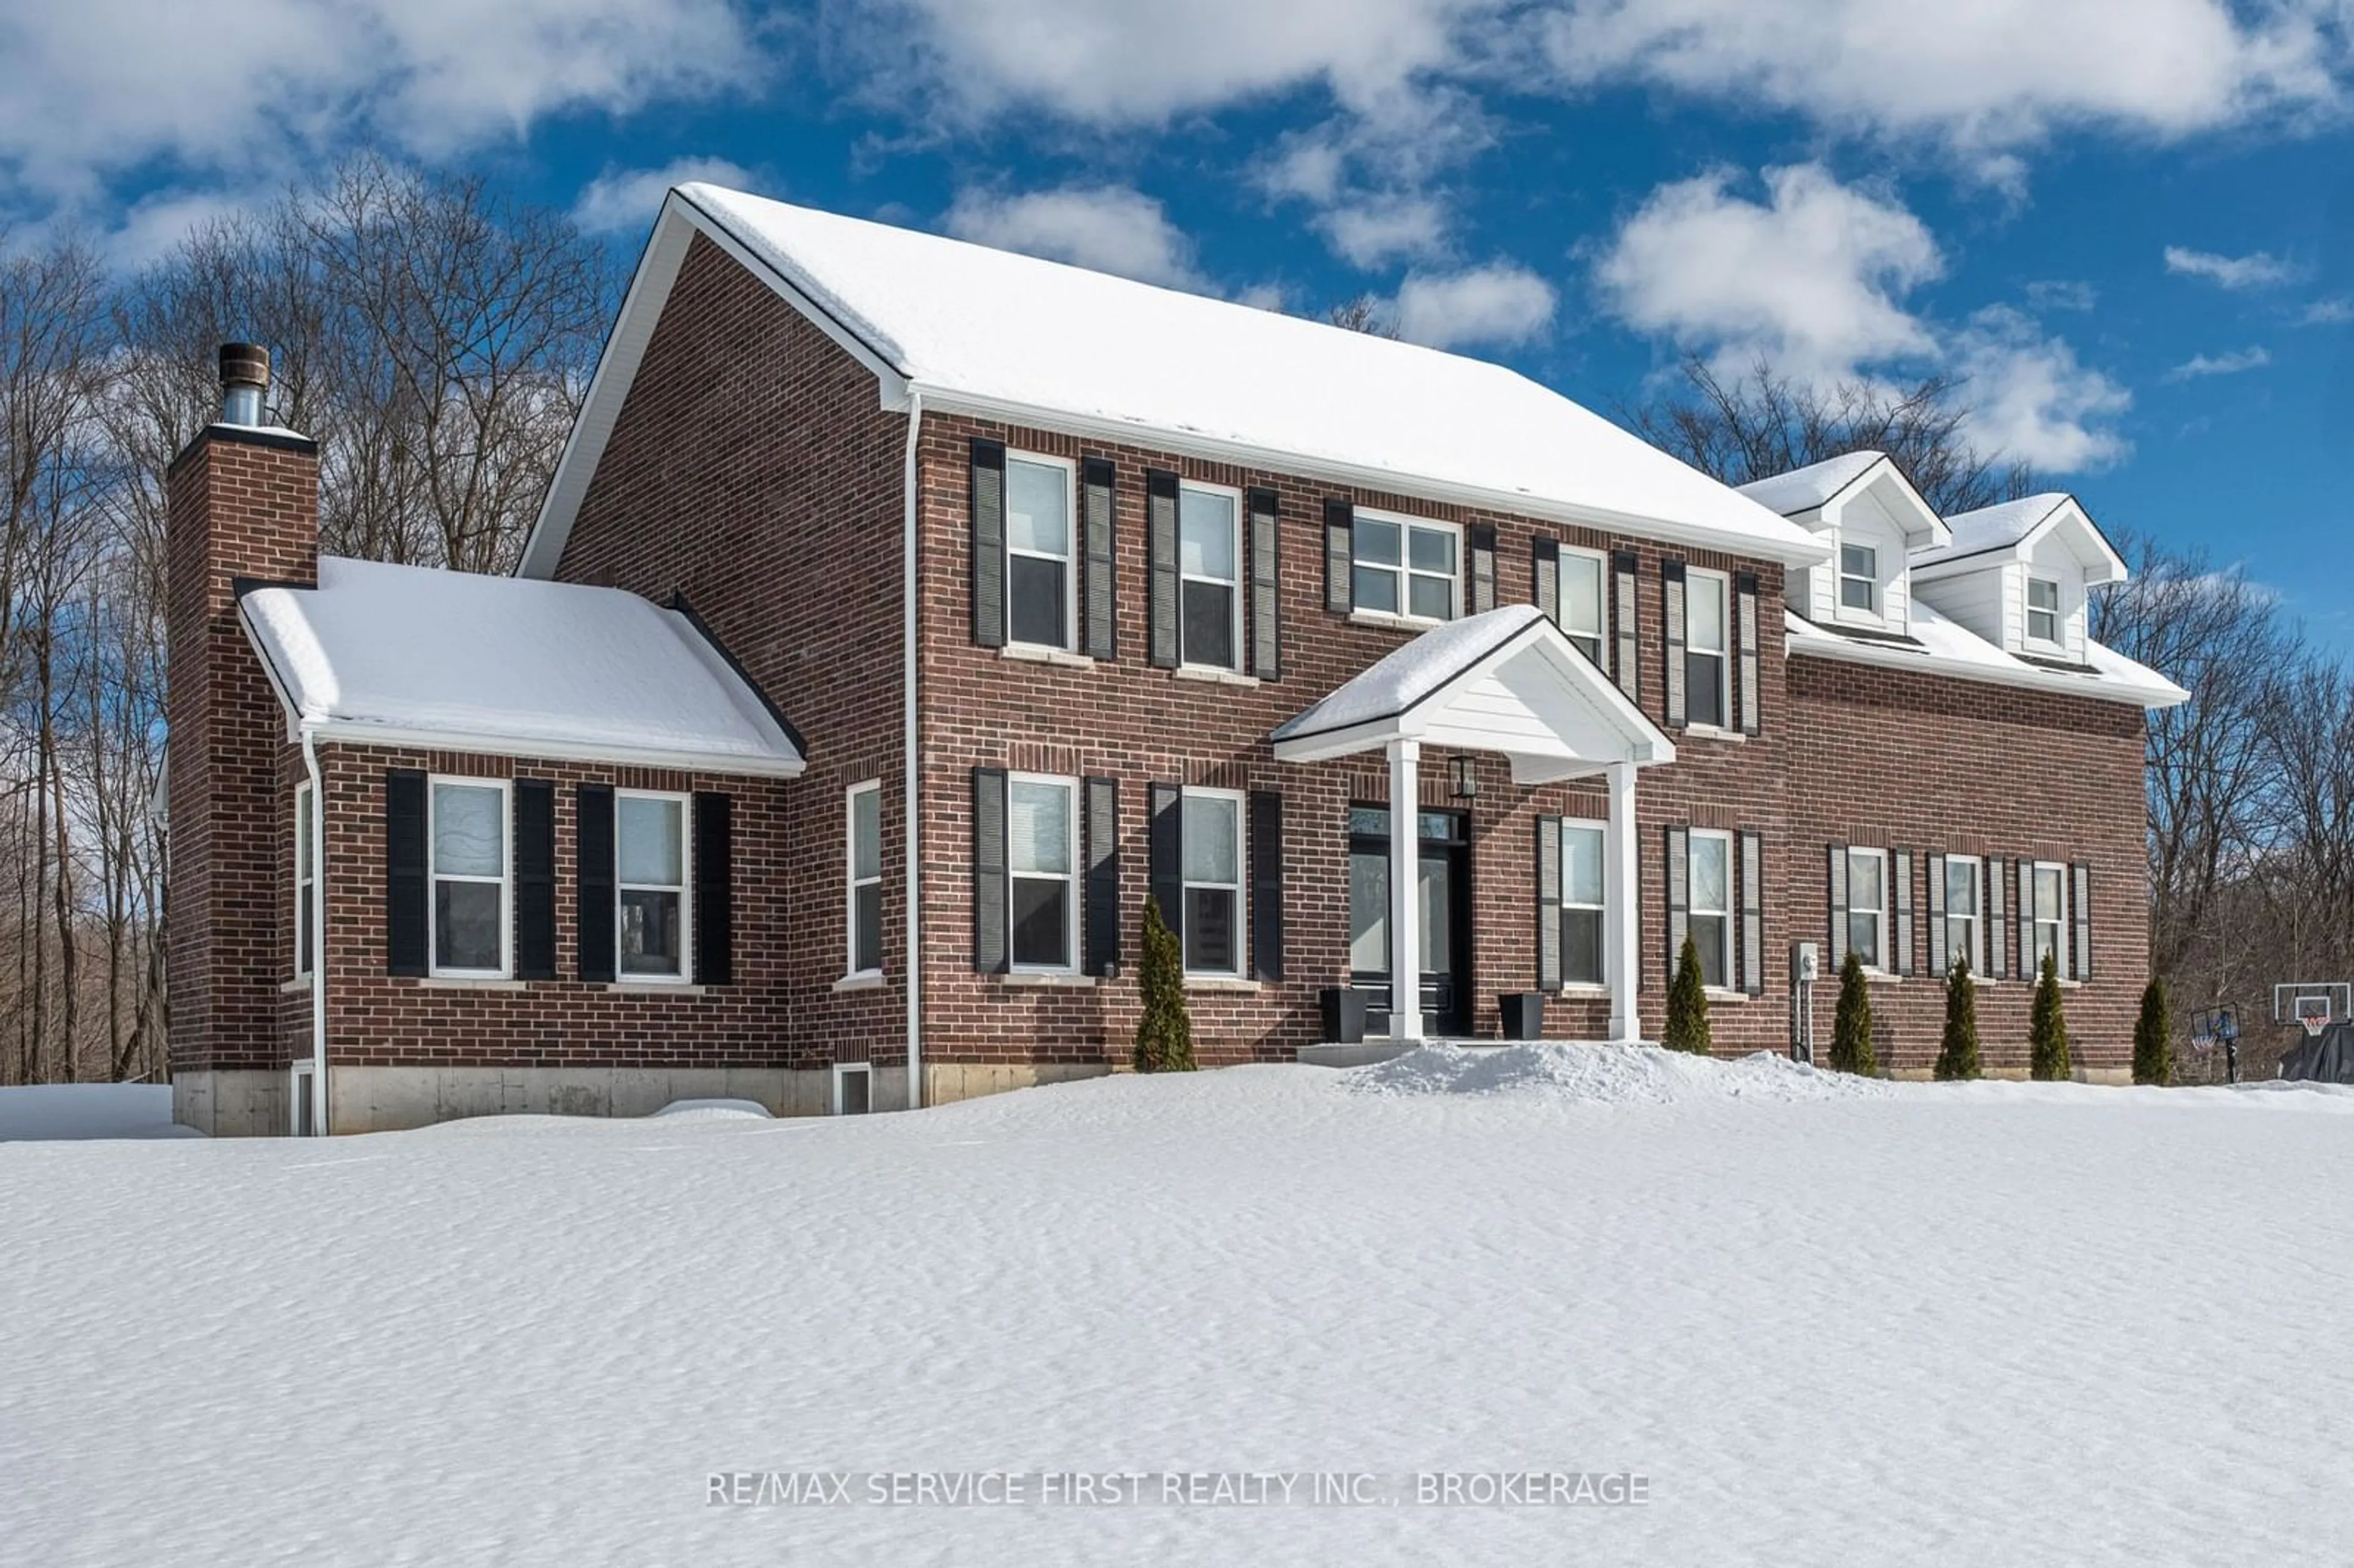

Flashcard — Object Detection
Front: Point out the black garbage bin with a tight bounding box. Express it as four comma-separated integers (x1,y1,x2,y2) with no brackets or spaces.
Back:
1498,991,1545,1041
1320,987,1369,1045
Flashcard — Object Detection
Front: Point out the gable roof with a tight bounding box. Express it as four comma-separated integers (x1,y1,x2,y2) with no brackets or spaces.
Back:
519,185,1830,578
1735,452,1884,517
1737,451,1949,551
1912,492,2126,582
238,557,804,777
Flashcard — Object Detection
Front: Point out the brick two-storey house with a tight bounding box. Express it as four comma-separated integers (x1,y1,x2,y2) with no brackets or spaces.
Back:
166,185,2185,1135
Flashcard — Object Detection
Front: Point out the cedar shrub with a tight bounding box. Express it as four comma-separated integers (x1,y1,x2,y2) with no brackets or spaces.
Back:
2030,951,2072,1081
1663,933,1712,1055
1133,899,1197,1073
1934,953,1982,1081
1830,948,1877,1076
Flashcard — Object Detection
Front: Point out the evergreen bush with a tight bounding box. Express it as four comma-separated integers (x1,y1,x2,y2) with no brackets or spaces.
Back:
2030,952,2071,1081
1663,934,1712,1055
1934,954,1981,1081
1133,899,1197,1073
1829,948,1877,1076
2132,976,2173,1087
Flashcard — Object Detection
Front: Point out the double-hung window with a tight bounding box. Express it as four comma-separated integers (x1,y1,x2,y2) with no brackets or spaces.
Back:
1689,829,1732,989
294,782,316,979
1005,455,1074,650
1561,820,1606,986
1839,543,1878,614
1179,484,1241,671
1354,513,1458,622
1685,568,1729,728
429,778,508,976
847,782,882,978
1846,847,1887,971
1945,857,1981,975
1181,789,1244,976
617,791,688,980
1558,547,1606,664
1008,775,1076,972
2031,861,2067,975
2025,576,2061,645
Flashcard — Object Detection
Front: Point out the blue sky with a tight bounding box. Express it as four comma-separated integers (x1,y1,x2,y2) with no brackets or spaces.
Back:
8,1,2352,630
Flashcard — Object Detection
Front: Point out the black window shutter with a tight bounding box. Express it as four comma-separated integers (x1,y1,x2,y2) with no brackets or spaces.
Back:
1891,848,1914,977
1827,842,1849,972
575,783,615,982
1246,486,1281,680
513,779,556,980
1661,559,1688,728
1926,853,1949,976
1987,856,2009,979
970,438,1007,649
1084,776,1119,976
384,768,429,977
1611,550,1640,699
1469,525,1498,614
692,792,733,985
973,768,1008,974
1666,824,1689,983
1146,468,1180,668
1249,790,1284,982
1740,829,1764,997
1082,457,1116,660
1735,571,1762,736
2018,859,2036,979
2072,861,2093,981
1148,783,1183,934
1324,499,1354,614
1532,536,1560,625
1536,815,1562,992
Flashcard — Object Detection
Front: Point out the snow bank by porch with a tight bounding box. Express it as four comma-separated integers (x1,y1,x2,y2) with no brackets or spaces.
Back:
1347,1041,1891,1103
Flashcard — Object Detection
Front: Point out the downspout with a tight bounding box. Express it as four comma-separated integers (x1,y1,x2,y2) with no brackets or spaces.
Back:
300,725,329,1133
902,389,924,1110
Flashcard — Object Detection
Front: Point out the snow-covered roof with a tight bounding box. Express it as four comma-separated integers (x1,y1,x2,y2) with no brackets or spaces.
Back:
1735,452,1884,517
1785,601,2185,708
519,186,1832,578
238,557,804,777
1912,493,2125,582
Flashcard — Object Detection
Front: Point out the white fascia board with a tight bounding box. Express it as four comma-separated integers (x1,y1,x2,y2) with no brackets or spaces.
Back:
1787,629,2186,709
913,384,1834,571
298,718,807,779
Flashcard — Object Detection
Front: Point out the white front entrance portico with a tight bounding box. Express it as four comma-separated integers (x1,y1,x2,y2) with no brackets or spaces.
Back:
1270,606,1675,1045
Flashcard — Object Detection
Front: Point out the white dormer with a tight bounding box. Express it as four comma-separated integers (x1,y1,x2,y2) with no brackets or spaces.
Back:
1909,495,2126,665
1737,452,1949,638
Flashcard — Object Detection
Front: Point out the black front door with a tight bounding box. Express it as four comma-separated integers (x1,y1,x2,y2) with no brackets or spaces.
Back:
1349,805,1474,1037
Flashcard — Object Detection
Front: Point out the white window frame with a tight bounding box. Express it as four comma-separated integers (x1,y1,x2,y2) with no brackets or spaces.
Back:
1180,786,1247,978
1352,509,1461,625
1944,856,1982,976
1178,479,1244,673
1846,845,1889,974
1838,540,1879,618
614,787,692,984
427,775,511,980
2030,860,2068,978
1557,545,1607,664
293,780,316,980
1561,818,1608,988
2025,575,2062,647
845,780,882,980
1689,828,1734,990
1004,451,1078,653
1007,772,1080,975
831,1061,873,1116
1684,566,1731,729
289,1060,319,1138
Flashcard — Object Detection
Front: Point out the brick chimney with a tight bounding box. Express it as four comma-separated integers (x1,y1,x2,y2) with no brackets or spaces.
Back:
165,344,320,1135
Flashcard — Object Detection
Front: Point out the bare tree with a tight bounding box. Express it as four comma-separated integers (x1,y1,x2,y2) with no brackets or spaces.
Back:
1325,294,1398,338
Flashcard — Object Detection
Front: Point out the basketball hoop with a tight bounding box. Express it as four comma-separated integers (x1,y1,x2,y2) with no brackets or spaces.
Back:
2298,997,2333,1038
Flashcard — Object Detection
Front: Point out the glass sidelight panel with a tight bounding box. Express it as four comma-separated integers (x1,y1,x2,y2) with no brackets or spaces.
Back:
1418,856,1452,976
1349,850,1390,974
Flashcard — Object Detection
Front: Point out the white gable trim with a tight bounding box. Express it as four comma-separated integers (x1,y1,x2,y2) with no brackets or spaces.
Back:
1912,496,2126,585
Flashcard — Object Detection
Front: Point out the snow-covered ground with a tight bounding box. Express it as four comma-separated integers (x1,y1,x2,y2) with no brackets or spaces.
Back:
4,1049,2350,1566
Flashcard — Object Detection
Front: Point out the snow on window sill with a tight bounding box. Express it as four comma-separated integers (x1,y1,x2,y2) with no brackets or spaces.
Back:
1184,975,1259,992
1001,971,1095,988
606,981,706,997
1173,664,1259,688
1001,644,1095,669
1347,607,1446,633
418,976,524,990
834,973,887,992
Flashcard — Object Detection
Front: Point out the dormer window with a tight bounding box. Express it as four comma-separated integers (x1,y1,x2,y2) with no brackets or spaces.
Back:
2025,576,2061,645
1838,543,1878,614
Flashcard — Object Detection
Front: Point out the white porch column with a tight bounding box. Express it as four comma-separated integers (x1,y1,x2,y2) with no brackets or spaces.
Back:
1605,759,1642,1043
1387,739,1425,1043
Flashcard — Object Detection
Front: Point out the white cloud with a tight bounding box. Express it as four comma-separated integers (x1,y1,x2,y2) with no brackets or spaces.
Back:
572,158,755,235
2163,345,2273,381
0,0,755,199
2165,245,2303,288
2307,297,2354,324
1314,194,1452,268
2024,280,2100,312
1391,262,1558,348
100,187,264,270
1592,164,1942,384
1951,307,2132,471
944,185,1210,291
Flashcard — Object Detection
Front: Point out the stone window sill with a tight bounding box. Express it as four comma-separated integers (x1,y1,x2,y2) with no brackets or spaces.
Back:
417,976,526,991
1560,983,1611,996
1682,724,1748,743
606,982,707,997
834,973,888,992
1001,971,1097,988
1185,975,1260,992
281,978,314,995
1002,644,1095,669
1348,607,1446,633
1173,664,1259,688
1704,988,1753,1005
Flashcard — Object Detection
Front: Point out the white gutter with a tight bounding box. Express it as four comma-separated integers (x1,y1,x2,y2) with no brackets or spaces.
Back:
1785,630,2188,709
902,389,924,1111
300,726,329,1135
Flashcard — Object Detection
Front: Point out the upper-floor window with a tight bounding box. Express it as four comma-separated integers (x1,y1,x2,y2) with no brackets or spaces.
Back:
1181,788,1244,976
294,782,316,979
617,791,688,980
1179,484,1241,671
1008,774,1076,972
1354,513,1458,622
2025,576,2062,646
1005,454,1075,650
430,778,508,977
1846,845,1887,972
1945,856,1981,975
1839,542,1878,614
1685,568,1729,728
847,782,882,978
1688,829,1732,989
1559,547,1606,664
1561,820,1606,986
2030,861,2067,975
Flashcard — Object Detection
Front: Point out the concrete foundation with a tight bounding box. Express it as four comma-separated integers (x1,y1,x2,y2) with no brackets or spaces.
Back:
173,1071,289,1137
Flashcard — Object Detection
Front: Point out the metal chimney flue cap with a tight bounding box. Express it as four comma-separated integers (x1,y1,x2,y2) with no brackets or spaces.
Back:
218,341,271,390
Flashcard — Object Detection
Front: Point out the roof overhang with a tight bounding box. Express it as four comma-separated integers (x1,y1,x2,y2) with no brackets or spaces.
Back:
1813,457,1949,552
1785,612,2187,709
1912,495,2128,586
1271,606,1676,782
